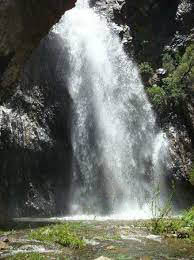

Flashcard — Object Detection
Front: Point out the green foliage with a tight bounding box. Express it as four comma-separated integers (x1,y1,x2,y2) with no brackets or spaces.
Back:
162,75,185,105
148,207,194,241
0,229,16,236
182,44,194,67
147,85,166,109
149,182,175,234
7,253,47,260
145,44,194,112
182,207,194,228
139,62,154,83
151,183,175,219
29,224,85,249
190,66,194,83
162,53,176,73
189,164,194,185
139,62,154,75
149,218,181,235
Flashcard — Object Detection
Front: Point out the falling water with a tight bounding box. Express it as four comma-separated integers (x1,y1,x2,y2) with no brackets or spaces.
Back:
53,0,169,219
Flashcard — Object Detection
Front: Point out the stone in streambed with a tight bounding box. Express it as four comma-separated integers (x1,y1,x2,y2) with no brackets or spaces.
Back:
0,237,9,243
94,257,112,260
106,245,115,250
0,241,8,250
177,230,190,239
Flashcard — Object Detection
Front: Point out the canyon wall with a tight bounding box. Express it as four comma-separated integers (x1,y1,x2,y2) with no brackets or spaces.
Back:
0,0,193,225
0,0,76,225
92,0,194,205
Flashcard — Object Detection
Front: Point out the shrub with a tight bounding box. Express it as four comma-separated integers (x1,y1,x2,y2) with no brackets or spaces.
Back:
148,207,194,241
139,62,154,75
139,62,154,84
182,207,194,229
146,85,166,109
149,218,181,235
146,44,194,111
29,224,84,249
189,166,194,185
162,53,176,73
7,253,47,260
162,75,185,105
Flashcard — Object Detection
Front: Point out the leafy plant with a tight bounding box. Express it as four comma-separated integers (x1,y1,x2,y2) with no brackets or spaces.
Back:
148,181,176,234
148,197,194,241
139,62,154,84
29,224,84,249
145,44,194,111
162,53,176,73
182,207,194,228
189,163,194,185
147,85,166,109
139,62,154,75
7,253,48,260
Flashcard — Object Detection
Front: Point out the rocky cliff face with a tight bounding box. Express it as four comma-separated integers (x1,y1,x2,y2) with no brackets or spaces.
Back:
124,0,194,188
0,0,76,225
0,0,193,224
126,0,194,204
1,33,73,219
91,0,194,206
0,0,76,90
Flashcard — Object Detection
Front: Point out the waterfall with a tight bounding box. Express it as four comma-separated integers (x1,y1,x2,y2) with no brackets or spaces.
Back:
53,0,169,219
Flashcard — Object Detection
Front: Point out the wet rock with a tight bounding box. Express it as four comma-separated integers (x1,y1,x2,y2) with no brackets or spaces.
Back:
0,33,73,220
0,0,77,226
0,241,8,250
146,234,161,242
106,245,115,250
140,257,152,260
167,123,192,180
93,0,194,201
90,0,133,53
164,234,177,239
84,238,100,246
156,68,167,76
94,257,112,260
0,0,77,88
148,74,160,86
177,231,190,239
19,244,46,251
0,237,9,243
148,68,167,86
176,0,193,20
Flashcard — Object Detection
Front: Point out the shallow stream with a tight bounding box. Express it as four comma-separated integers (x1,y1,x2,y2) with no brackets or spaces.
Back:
0,219,193,259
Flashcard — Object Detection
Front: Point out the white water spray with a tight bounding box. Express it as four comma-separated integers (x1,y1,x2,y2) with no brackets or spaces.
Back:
53,0,169,219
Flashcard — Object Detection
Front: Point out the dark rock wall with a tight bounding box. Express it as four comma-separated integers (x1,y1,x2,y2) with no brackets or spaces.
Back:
0,0,76,89
0,33,73,221
0,0,193,224
124,0,194,184
91,0,194,206
128,0,194,203
0,1,76,225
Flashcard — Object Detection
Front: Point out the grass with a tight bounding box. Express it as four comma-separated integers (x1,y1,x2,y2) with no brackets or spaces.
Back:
29,223,85,249
7,253,70,260
189,165,194,185
0,229,16,236
7,253,48,260
182,207,194,229
147,207,194,241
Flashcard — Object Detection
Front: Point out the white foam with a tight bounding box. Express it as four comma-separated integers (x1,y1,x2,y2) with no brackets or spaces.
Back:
52,0,169,217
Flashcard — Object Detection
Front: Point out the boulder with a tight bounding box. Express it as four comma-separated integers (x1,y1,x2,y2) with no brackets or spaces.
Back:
0,0,76,89
94,257,112,260
0,241,8,250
